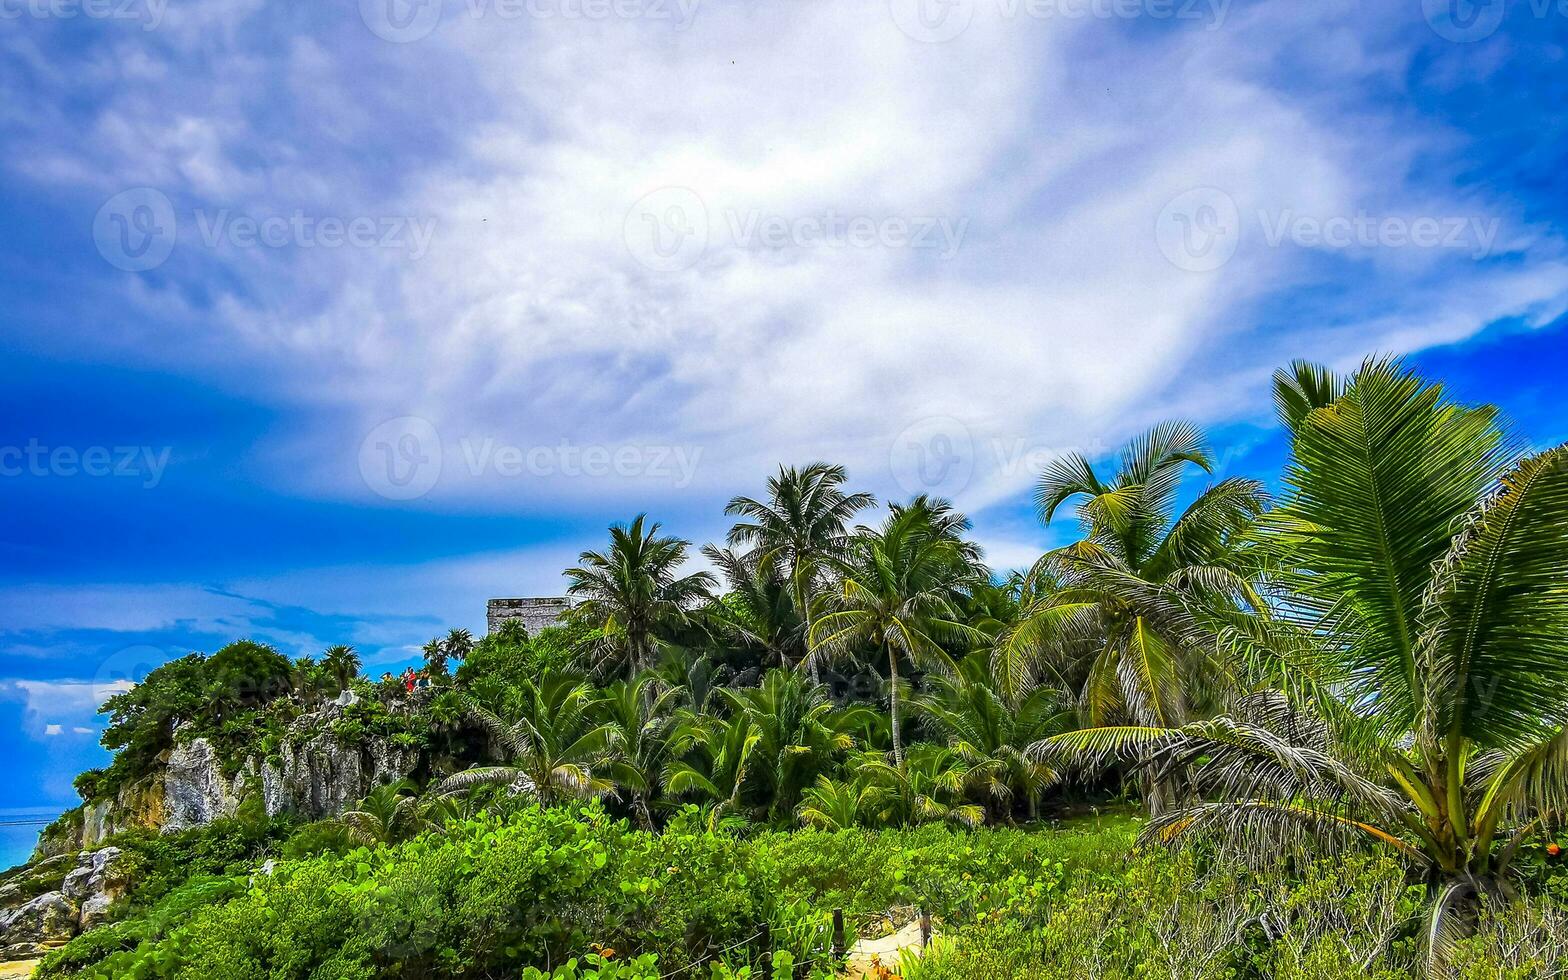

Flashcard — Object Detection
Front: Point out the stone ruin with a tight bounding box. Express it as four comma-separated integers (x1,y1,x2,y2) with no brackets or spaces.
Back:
486,597,574,635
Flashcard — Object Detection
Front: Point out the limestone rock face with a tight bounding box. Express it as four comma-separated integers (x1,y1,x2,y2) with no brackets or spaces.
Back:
80,800,115,849
40,705,420,857
0,891,78,948
36,777,167,858
261,728,416,819
162,739,244,831
60,848,131,930
0,847,137,949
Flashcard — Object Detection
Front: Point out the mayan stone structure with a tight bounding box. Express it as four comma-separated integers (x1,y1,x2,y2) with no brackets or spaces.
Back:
486,597,575,635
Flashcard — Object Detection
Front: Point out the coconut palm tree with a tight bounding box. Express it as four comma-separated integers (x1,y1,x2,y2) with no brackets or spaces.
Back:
567,514,717,682
916,656,1072,822
718,668,869,823
725,463,875,670
322,644,361,693
419,629,473,679
664,713,762,830
701,546,802,671
441,628,474,672
438,672,616,806
961,573,1032,643
995,422,1268,765
595,675,684,829
1037,358,1568,974
808,499,989,767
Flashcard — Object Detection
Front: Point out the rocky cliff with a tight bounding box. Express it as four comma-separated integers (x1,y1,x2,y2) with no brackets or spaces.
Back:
0,847,132,959
36,701,419,858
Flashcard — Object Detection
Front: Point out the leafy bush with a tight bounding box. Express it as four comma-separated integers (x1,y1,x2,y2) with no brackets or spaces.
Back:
38,796,1568,980
903,849,1420,980
752,816,1136,921
39,804,825,980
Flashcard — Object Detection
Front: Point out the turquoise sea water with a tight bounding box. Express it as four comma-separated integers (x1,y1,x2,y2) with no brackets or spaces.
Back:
0,807,61,871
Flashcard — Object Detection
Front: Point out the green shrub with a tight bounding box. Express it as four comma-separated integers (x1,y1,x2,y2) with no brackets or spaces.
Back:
752,816,1135,921
904,848,1419,980
42,804,825,980
41,806,1568,980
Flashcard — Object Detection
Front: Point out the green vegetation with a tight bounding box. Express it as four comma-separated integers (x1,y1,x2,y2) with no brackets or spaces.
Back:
31,355,1568,978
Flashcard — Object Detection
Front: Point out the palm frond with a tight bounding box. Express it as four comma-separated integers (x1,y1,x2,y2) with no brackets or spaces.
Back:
1417,445,1568,748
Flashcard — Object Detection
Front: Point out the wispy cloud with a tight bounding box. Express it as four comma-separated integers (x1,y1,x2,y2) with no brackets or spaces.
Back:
5,2,1563,523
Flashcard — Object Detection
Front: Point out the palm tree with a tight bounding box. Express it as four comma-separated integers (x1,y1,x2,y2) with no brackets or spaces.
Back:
438,672,616,806
491,617,529,648
718,668,868,823
725,463,875,671
421,638,446,677
292,656,325,700
567,514,717,682
855,745,986,829
322,645,361,693
808,499,988,767
995,422,1267,793
664,713,762,829
439,628,474,673
701,546,802,671
647,648,725,715
916,656,1072,822
1038,358,1568,973
961,573,1031,643
796,773,881,831
424,688,470,769
337,780,422,846
595,675,683,829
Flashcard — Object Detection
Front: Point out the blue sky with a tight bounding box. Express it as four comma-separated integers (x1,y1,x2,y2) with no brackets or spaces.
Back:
2,1,1567,842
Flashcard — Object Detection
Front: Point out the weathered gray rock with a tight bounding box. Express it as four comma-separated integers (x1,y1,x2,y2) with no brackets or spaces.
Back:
0,846,139,947
80,799,116,849
79,894,115,931
0,891,78,947
60,847,130,929
260,728,415,819
38,709,419,857
162,738,244,831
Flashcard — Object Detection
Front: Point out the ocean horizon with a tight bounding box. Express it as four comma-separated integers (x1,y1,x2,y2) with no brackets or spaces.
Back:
0,807,62,872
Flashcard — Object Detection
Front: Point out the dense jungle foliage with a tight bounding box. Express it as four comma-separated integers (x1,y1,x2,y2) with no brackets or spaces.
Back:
24,356,1568,978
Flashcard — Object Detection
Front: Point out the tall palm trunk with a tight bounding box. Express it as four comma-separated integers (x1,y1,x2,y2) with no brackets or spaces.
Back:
888,643,904,769
631,627,655,714
793,561,821,684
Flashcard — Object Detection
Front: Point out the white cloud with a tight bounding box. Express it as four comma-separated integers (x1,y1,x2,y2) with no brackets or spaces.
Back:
6,1,1566,525
1,680,129,739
